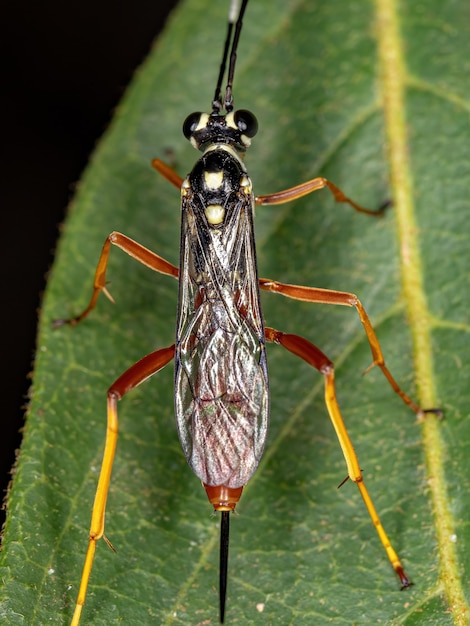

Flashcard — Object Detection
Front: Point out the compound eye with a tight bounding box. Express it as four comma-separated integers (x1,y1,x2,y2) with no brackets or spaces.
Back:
183,112,202,139
234,109,258,138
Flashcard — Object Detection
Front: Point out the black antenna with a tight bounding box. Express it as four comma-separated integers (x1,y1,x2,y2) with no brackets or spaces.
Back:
219,511,230,623
224,0,249,112
212,13,235,112
212,0,250,113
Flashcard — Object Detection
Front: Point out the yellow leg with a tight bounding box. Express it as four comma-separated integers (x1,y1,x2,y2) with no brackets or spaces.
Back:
266,327,411,586
70,345,175,624
323,363,410,586
71,392,118,625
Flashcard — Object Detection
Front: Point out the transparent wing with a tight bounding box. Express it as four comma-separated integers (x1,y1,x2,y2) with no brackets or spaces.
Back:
175,171,269,488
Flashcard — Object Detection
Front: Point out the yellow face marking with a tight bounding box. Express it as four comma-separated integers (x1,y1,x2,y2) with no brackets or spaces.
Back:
205,204,225,225
240,134,251,148
204,170,224,190
225,111,236,130
225,112,251,148
195,113,210,131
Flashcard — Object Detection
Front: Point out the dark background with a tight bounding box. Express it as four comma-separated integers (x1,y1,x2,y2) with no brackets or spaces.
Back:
1,0,180,528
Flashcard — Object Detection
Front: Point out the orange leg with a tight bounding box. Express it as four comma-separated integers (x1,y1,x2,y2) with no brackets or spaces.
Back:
256,177,388,215
259,278,428,415
71,345,175,626
265,326,411,587
54,232,179,327
152,158,184,189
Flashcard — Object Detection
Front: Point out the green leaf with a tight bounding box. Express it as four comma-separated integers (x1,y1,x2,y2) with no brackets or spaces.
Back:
1,0,469,624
